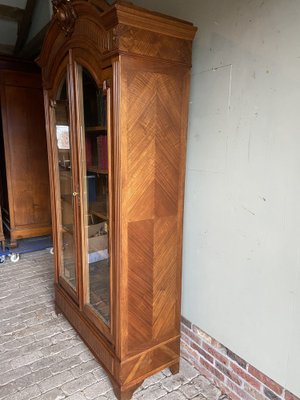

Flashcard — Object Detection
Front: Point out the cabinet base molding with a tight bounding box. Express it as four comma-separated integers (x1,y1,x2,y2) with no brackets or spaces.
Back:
55,285,114,374
3,218,52,244
55,285,181,399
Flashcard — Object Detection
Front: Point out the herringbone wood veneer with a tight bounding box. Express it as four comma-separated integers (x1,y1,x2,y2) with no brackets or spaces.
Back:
124,64,185,357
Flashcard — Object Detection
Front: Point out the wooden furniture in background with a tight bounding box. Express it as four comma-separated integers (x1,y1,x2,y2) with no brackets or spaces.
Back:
0,163,4,248
0,205,4,249
39,1,196,399
0,58,51,246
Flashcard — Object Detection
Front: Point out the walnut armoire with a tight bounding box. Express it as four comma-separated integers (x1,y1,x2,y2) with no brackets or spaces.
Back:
38,1,197,399
0,57,51,246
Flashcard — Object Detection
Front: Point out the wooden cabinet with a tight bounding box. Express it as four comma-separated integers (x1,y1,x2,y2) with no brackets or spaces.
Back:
39,1,196,399
0,61,52,246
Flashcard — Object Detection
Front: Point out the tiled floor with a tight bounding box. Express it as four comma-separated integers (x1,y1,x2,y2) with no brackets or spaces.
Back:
0,250,228,400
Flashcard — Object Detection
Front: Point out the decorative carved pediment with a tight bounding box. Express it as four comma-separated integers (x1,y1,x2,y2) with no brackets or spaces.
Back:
52,0,77,36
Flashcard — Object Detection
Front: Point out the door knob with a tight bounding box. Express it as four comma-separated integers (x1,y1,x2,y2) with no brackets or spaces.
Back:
72,192,79,197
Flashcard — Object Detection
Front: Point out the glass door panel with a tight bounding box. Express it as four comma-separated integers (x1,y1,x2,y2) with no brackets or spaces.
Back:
77,66,111,327
53,77,77,292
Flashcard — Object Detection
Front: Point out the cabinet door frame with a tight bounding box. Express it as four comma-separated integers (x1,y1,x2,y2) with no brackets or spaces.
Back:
72,50,115,344
47,52,82,304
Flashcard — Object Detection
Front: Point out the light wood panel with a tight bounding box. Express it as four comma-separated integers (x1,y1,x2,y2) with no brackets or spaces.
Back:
121,59,189,361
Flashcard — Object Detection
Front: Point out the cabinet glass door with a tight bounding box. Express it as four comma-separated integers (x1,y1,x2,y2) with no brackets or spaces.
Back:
77,66,111,327
53,76,77,294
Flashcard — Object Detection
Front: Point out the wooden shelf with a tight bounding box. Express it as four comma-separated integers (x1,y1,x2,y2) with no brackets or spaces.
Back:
87,166,108,174
85,126,107,132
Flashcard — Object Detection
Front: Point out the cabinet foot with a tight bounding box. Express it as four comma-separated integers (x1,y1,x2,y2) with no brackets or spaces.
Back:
170,361,180,375
111,381,142,400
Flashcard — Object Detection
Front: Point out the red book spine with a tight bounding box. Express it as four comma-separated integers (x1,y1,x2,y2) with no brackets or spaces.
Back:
97,135,108,171
97,136,101,170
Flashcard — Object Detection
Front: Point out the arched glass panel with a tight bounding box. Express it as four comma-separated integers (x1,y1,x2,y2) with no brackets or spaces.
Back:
77,66,110,326
53,77,77,291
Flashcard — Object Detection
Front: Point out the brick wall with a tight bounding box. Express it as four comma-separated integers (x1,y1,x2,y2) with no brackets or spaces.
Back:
181,317,299,400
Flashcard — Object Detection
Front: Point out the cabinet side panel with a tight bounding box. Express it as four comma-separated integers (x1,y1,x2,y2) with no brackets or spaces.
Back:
121,57,188,357
128,220,154,348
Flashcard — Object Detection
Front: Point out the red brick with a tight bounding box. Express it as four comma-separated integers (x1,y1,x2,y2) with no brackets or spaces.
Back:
182,324,203,347
195,363,221,388
181,323,192,337
244,383,265,400
181,331,191,346
211,338,227,352
191,324,212,343
199,357,225,383
226,349,247,369
285,390,300,400
196,363,225,393
248,366,283,395
181,342,199,364
218,382,241,400
231,362,261,390
226,379,254,400
203,342,229,366
215,362,242,386
190,341,214,364
264,386,281,400
180,343,191,358
181,342,194,362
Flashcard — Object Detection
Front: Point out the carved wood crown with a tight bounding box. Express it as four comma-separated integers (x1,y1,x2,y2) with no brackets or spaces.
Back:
52,0,77,36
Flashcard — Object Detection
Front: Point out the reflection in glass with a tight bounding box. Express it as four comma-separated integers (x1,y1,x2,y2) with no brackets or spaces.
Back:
78,66,110,326
54,78,77,290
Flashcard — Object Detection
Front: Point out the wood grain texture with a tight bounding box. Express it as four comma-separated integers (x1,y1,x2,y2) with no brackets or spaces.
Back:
40,1,196,399
117,337,180,385
0,68,51,243
38,0,196,88
118,25,193,65
122,59,186,358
